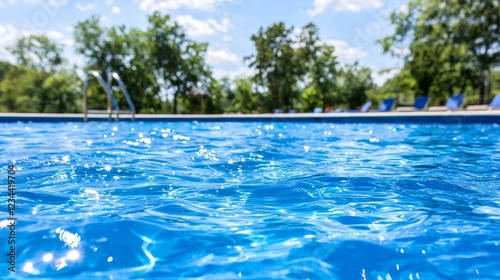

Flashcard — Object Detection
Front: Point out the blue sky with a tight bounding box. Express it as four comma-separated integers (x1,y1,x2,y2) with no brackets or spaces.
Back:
0,0,409,85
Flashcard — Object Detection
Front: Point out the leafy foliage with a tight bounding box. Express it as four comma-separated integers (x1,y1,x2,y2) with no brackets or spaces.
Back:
74,16,160,113
381,0,500,104
0,36,79,113
9,35,63,73
147,12,212,114
1,4,498,114
337,63,375,109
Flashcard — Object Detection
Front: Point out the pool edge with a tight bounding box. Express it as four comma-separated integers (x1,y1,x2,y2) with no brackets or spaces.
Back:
1,111,500,123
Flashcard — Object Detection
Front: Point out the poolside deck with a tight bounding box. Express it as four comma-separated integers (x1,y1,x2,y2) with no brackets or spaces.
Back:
0,111,499,123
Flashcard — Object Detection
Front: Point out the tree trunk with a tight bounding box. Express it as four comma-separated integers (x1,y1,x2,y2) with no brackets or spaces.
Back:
478,70,490,104
173,93,178,114
39,94,47,113
420,79,432,97
201,98,206,114
272,85,280,110
322,90,326,111
58,96,64,113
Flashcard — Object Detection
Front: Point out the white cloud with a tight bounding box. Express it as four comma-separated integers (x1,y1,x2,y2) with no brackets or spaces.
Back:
372,68,399,86
175,15,215,36
60,38,75,46
0,24,19,62
102,0,121,15
3,0,67,3
75,2,94,12
206,18,231,32
0,0,68,11
174,15,232,37
135,0,219,13
0,24,72,62
213,66,256,80
393,47,410,57
111,6,121,14
309,0,383,15
324,39,368,60
45,30,64,40
2,0,41,4
206,49,239,65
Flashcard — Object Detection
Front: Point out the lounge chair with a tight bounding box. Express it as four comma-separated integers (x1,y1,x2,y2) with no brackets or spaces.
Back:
396,96,430,112
274,109,283,114
346,101,372,113
361,101,373,112
428,94,464,111
289,109,297,113
313,107,323,113
370,98,395,112
466,94,500,111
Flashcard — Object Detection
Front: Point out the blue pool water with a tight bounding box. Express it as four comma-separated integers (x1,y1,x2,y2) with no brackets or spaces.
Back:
1,121,500,279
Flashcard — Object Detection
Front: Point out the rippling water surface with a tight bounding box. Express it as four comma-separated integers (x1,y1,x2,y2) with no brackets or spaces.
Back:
1,121,500,279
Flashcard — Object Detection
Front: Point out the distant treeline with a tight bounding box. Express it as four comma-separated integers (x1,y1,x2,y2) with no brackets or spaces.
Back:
0,0,499,114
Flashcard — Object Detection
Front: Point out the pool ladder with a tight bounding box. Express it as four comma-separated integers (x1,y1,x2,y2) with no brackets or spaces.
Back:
82,71,135,122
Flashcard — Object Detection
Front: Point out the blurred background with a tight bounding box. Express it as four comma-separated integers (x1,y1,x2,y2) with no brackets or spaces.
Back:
0,0,498,114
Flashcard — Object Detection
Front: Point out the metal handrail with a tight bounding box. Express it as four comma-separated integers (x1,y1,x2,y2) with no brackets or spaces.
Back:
82,70,119,122
107,72,135,120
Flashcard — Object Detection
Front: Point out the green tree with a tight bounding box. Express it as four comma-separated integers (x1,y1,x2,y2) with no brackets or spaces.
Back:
228,78,259,113
381,0,500,104
297,23,338,110
337,63,375,109
300,85,322,112
179,78,226,114
492,70,500,95
9,35,63,73
368,67,418,105
308,44,338,110
204,78,225,114
0,66,80,113
1,36,80,113
41,72,80,113
147,12,211,114
74,16,159,113
0,64,37,112
246,22,308,112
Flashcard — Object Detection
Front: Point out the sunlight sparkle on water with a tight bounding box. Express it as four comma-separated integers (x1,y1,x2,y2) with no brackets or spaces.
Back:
67,250,80,261
23,262,34,273
3,122,500,278
43,253,53,262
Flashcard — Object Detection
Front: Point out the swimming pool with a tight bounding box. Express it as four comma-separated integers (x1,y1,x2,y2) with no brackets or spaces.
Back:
1,121,499,279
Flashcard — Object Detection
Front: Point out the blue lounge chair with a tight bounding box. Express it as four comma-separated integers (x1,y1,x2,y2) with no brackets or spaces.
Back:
360,101,372,112
289,109,297,114
371,98,395,112
466,94,500,111
313,107,323,113
428,94,464,111
274,109,283,114
346,101,372,113
396,96,430,111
